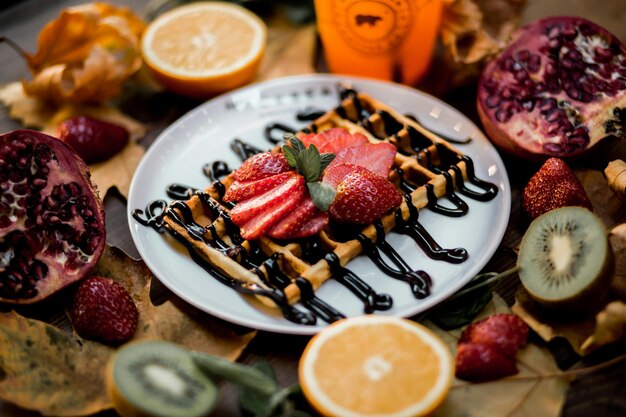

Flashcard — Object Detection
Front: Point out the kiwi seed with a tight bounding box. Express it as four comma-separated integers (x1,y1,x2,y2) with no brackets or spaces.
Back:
105,340,217,417
517,206,614,313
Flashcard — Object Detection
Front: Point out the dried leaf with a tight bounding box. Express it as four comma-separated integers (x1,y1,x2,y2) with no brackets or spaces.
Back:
93,245,256,359
575,168,626,229
581,301,626,353
22,2,145,104
425,293,569,417
0,311,114,416
434,0,527,91
89,141,145,199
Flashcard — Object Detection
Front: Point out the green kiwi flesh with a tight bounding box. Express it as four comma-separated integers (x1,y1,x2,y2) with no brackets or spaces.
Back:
517,206,614,312
107,341,217,417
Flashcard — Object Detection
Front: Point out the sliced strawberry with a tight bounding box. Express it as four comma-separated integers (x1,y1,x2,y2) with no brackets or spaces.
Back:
459,314,529,358
291,211,328,239
328,142,397,177
299,128,369,153
322,163,371,189
329,170,402,224
230,175,305,226
266,195,328,239
455,343,518,382
239,183,305,240
233,152,291,182
224,171,296,203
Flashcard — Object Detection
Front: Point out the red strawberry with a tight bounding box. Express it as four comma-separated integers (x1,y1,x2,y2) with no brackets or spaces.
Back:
267,195,328,239
328,142,397,177
455,343,518,382
231,175,305,226
57,116,129,164
299,128,369,153
224,171,296,202
329,170,402,224
459,314,529,358
322,163,371,189
70,276,138,345
233,152,291,182
522,157,592,220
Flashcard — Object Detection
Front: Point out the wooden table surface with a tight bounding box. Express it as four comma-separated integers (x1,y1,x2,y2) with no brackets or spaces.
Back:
1,1,626,416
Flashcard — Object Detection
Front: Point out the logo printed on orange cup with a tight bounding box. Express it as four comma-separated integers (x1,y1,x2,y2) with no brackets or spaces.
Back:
333,0,413,54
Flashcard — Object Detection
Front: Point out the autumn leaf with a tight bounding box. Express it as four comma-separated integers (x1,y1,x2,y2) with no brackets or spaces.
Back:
0,311,114,416
0,246,255,416
89,141,145,199
21,2,145,104
425,293,570,417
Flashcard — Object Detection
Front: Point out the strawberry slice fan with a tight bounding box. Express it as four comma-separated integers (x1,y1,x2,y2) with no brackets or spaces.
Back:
132,88,499,325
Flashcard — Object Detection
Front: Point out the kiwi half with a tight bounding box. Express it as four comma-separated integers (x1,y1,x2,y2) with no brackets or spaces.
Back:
106,340,217,417
517,206,614,313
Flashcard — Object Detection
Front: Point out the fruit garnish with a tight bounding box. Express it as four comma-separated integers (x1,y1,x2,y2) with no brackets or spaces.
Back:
283,134,336,211
329,169,403,224
223,171,294,203
522,157,592,220
517,206,614,312
57,115,130,164
106,340,218,417
477,16,626,159
298,127,369,153
141,2,267,98
458,313,529,358
455,314,528,382
322,162,371,189
233,152,291,182
71,276,138,345
0,130,105,304
9,3,144,104
299,316,453,417
328,142,397,177
266,195,328,240
455,343,518,382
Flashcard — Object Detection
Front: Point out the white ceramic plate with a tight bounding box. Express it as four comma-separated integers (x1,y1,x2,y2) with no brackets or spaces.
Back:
127,74,511,335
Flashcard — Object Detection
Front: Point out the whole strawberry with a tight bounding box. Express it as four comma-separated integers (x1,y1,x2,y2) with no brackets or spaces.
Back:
455,313,529,382
70,276,138,345
57,116,129,164
522,158,592,220
329,169,402,224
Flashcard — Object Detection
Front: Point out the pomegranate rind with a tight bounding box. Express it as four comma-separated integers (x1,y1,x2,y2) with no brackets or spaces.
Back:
478,16,626,160
0,130,106,304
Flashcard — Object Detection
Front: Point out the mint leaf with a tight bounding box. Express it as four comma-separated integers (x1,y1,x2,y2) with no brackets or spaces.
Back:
307,182,336,211
319,153,335,172
282,146,298,169
285,133,306,154
299,145,321,182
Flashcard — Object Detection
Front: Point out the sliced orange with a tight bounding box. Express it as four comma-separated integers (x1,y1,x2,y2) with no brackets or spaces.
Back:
141,2,267,98
299,316,453,417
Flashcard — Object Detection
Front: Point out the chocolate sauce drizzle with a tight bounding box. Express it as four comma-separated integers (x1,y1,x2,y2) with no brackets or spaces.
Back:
404,114,472,145
394,195,468,264
132,84,500,325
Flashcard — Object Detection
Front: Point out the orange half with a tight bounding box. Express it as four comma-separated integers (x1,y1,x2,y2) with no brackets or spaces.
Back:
141,2,267,98
299,316,453,417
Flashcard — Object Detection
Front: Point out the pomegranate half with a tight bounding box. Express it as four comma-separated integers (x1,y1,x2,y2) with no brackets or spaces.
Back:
0,130,106,303
477,16,626,159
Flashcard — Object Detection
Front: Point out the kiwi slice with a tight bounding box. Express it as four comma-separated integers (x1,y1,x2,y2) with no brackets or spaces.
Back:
517,206,614,313
106,340,217,417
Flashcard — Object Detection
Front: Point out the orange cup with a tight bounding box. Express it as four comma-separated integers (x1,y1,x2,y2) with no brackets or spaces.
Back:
315,0,443,85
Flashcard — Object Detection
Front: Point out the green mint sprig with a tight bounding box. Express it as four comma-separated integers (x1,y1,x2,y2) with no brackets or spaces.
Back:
282,133,336,211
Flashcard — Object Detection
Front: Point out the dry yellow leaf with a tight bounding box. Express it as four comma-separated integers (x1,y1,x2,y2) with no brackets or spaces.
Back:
0,311,114,416
22,2,145,104
89,141,145,199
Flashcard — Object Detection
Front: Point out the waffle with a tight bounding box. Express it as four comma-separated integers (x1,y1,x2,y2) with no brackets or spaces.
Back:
158,90,498,324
